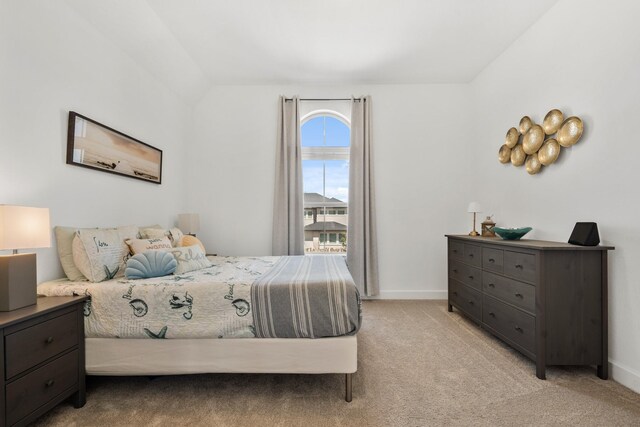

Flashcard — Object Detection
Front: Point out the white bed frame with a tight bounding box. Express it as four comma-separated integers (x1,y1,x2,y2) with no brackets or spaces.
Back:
86,336,357,401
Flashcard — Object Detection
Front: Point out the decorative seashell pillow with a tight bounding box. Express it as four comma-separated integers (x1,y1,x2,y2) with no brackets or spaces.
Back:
125,251,177,280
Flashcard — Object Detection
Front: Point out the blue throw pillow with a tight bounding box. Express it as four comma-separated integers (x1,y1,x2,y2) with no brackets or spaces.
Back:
125,251,177,280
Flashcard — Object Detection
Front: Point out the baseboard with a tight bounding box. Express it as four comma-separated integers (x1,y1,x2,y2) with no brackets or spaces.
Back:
368,290,447,300
610,360,640,394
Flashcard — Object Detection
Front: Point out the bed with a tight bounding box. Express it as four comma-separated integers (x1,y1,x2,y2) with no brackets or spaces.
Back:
38,255,361,401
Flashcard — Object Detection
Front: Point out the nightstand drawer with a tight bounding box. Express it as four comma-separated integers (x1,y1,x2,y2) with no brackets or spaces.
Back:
5,311,78,379
483,271,535,314
463,244,482,267
503,250,536,283
483,295,535,354
449,260,482,291
6,350,78,426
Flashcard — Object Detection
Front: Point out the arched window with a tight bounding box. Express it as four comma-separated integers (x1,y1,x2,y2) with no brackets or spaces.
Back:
301,113,350,253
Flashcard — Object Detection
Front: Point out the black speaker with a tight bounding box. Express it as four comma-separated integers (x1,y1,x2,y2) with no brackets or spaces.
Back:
568,222,600,246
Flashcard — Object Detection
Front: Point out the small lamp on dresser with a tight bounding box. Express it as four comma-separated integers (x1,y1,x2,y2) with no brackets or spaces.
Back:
467,202,482,237
0,205,51,311
178,213,200,237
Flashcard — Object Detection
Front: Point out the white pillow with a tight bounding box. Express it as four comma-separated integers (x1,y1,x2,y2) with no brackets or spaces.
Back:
170,245,212,274
139,227,184,247
139,227,168,240
72,226,138,282
126,237,173,254
54,226,90,281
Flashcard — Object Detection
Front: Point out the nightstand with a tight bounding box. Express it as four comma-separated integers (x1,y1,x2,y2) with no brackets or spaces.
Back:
0,295,88,426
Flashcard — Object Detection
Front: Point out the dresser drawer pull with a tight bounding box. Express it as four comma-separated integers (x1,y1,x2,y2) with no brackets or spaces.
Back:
45,336,54,344
514,326,523,333
514,293,523,299
45,379,55,388
488,312,496,317
452,249,458,254
468,275,474,280
515,264,523,269
452,291,458,296
488,258,495,263
468,300,474,305
488,283,495,288
468,254,474,258
452,268,458,273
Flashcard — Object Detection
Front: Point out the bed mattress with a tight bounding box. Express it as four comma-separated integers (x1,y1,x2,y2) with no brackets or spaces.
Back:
38,255,361,340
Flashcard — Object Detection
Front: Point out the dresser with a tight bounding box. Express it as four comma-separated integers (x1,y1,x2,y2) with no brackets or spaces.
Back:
446,235,613,380
0,296,88,426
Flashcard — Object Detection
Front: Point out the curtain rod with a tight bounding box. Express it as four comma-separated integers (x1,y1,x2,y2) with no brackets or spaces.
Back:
284,98,363,102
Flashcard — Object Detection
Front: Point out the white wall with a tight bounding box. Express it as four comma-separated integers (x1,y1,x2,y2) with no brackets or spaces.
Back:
189,84,475,299
0,0,191,281
471,0,640,392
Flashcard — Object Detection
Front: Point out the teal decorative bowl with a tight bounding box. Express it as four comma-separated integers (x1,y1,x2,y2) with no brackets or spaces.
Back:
494,227,532,240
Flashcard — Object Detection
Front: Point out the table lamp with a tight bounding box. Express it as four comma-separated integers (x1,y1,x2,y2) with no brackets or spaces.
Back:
0,205,51,311
467,202,482,237
178,213,200,236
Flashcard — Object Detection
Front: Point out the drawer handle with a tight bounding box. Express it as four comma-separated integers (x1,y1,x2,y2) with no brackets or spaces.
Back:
488,312,496,317
468,254,474,258
467,275,474,280
468,300,474,305
45,379,55,388
45,336,54,344
488,283,495,288
488,258,495,263
452,269,458,273
515,264,523,269
515,293,523,299
514,326,523,333
453,249,458,254
452,291,458,296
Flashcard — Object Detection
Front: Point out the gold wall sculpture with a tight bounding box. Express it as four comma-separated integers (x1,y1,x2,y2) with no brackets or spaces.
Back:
497,109,584,175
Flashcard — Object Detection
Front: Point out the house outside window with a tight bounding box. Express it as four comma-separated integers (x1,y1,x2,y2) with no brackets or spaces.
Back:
301,114,349,253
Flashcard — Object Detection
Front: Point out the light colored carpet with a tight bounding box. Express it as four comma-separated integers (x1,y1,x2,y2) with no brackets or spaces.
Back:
35,301,640,426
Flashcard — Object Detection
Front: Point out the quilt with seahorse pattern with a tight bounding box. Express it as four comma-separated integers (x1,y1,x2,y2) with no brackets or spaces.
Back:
37,255,361,339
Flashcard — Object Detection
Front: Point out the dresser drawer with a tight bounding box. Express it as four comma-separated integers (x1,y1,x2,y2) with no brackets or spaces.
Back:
449,260,482,291
503,250,537,283
463,244,482,267
483,296,535,354
482,247,503,273
5,311,78,379
483,271,535,314
449,240,464,262
449,280,481,322
6,350,79,425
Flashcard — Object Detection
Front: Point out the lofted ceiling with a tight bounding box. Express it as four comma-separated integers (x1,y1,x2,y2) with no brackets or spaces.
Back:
64,0,559,104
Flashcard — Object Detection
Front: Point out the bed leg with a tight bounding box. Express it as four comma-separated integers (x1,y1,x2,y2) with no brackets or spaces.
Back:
345,373,353,402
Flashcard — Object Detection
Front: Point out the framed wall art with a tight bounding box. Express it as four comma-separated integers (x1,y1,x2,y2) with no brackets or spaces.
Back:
66,111,162,184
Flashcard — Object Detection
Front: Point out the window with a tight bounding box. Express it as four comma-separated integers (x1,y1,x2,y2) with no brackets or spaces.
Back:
302,114,349,253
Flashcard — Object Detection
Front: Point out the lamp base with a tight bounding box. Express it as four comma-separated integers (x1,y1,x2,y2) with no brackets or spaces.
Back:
468,231,480,237
0,253,37,311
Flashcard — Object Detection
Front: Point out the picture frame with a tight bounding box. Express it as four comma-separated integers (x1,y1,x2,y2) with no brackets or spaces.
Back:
66,111,163,184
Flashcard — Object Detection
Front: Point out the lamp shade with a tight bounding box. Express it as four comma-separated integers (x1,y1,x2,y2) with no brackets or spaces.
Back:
0,205,51,250
178,213,200,235
467,202,482,213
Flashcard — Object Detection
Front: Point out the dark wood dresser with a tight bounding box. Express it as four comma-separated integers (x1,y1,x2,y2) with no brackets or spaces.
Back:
446,235,613,380
0,296,87,426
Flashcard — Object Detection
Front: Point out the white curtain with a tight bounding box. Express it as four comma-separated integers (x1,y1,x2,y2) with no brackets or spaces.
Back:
272,96,304,256
347,96,379,296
